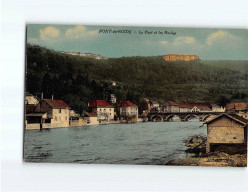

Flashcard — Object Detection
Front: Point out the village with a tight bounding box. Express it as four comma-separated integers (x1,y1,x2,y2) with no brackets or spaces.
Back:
25,92,228,130
25,91,248,158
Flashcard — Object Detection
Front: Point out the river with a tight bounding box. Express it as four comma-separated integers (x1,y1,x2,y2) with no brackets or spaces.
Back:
24,121,207,165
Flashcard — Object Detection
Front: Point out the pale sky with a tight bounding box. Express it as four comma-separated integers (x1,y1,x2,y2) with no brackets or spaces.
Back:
27,24,248,60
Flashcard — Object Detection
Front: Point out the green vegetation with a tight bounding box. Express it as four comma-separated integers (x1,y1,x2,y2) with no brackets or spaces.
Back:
26,44,248,114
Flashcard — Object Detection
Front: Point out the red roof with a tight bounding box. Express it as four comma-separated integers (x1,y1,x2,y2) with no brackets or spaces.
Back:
43,99,70,109
165,101,178,106
117,100,137,107
177,102,192,108
165,101,217,110
88,100,113,108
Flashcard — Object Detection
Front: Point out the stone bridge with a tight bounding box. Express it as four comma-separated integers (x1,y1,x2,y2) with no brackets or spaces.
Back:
147,112,224,122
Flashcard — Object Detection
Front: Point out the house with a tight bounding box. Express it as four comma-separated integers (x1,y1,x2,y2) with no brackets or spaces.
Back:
226,102,248,119
25,92,39,113
25,92,39,105
162,101,180,112
34,99,70,128
84,113,99,125
88,100,114,122
178,102,192,112
149,100,160,111
204,113,247,153
117,100,138,119
111,81,117,86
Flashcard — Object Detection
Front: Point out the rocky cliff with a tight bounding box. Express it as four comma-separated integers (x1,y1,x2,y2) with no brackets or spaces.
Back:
163,54,200,61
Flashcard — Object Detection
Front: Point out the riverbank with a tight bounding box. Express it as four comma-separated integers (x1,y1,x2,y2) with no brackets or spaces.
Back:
165,135,247,167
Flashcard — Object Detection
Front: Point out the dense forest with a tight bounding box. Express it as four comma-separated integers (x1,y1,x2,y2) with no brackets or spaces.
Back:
26,44,248,114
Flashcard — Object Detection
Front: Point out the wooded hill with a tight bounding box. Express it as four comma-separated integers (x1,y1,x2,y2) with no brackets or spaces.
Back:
26,44,248,114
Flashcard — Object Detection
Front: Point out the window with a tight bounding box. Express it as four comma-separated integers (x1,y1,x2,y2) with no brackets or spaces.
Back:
109,108,111,111
59,109,61,113
104,108,106,112
100,109,101,111
110,113,111,115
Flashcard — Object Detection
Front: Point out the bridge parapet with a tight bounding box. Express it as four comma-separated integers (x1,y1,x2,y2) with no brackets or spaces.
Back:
147,112,225,122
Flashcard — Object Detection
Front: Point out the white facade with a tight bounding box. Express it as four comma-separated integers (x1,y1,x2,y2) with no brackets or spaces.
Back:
92,107,115,121
118,106,138,119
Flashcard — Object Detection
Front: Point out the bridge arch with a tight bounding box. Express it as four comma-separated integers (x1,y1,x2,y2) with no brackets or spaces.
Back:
164,114,181,121
182,114,200,121
151,114,163,122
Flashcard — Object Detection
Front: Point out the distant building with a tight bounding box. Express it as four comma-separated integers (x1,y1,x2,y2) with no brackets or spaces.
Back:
117,100,138,119
110,94,117,104
162,101,225,113
88,100,114,122
25,92,39,113
111,81,117,87
162,101,180,112
226,102,248,119
204,113,247,153
25,92,39,105
149,100,160,111
177,102,192,112
84,112,99,125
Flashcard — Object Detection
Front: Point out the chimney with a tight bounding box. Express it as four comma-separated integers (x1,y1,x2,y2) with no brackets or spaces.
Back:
52,94,54,100
41,92,43,100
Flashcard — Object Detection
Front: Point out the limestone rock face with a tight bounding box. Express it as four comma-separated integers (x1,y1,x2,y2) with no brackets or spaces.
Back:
163,54,200,61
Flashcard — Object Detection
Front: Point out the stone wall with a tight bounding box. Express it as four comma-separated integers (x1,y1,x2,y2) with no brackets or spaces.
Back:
70,118,87,126
26,123,40,130
163,54,199,61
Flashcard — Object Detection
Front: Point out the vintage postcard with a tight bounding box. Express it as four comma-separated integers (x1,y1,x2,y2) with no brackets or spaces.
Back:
24,24,248,167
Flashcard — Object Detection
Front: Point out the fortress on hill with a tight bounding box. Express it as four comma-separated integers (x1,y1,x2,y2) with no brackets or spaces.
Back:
163,54,200,61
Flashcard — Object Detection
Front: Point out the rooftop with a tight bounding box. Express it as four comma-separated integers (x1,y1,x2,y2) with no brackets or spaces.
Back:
88,100,113,108
43,99,70,109
117,100,137,107
204,113,248,126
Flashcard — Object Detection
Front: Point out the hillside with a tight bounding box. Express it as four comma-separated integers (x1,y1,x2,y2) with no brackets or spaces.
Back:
26,44,248,114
